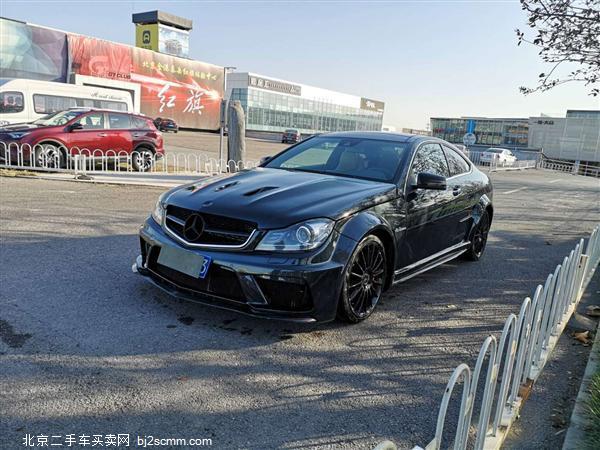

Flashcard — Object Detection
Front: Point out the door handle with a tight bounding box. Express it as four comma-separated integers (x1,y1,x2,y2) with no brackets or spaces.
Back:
453,186,462,196
97,133,108,137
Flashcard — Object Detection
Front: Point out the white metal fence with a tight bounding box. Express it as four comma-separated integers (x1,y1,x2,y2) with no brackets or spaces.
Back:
467,150,538,172
375,224,600,450
0,142,257,176
539,156,600,178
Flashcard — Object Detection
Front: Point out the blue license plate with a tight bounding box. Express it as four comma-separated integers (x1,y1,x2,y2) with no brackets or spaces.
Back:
157,246,212,279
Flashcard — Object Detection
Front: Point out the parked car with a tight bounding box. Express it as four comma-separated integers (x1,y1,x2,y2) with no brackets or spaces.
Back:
480,148,517,165
134,132,493,323
154,117,179,133
0,108,164,171
282,129,301,143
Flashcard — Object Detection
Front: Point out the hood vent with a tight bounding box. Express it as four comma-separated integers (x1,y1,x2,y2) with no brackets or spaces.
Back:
243,186,278,196
214,181,239,192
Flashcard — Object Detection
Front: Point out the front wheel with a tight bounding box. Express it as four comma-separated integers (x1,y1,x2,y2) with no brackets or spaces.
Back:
34,143,64,168
464,211,490,261
338,235,388,323
131,148,155,172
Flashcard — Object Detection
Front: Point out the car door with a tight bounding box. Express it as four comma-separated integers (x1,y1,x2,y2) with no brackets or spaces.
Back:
401,142,453,265
106,112,133,156
63,112,109,156
442,144,476,245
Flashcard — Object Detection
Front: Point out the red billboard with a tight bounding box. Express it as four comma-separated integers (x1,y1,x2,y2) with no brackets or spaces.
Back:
68,34,222,130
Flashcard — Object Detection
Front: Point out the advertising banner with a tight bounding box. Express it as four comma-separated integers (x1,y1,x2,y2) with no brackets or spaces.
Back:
68,34,223,130
158,24,189,59
0,18,68,82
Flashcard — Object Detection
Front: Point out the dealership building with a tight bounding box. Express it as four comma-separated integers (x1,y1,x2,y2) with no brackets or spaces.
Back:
431,111,600,164
226,72,384,135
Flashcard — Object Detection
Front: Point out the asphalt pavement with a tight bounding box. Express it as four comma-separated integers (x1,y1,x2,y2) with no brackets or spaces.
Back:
1,169,599,449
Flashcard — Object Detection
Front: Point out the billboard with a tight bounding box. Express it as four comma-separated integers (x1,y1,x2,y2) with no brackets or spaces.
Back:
158,24,189,58
68,34,223,130
135,24,158,52
0,18,68,82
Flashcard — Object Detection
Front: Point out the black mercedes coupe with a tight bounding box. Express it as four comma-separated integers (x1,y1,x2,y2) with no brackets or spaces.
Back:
134,132,493,323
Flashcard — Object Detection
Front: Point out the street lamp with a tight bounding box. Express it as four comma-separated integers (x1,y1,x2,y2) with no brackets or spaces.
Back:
218,66,237,163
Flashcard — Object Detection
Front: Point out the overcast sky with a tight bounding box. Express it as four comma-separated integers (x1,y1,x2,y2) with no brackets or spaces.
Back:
3,0,599,129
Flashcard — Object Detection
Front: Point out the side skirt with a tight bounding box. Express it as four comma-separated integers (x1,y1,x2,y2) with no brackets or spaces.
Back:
392,241,470,285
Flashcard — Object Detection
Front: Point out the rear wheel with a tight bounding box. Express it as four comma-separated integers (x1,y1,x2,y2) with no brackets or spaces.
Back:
464,211,490,261
338,235,387,323
131,147,155,172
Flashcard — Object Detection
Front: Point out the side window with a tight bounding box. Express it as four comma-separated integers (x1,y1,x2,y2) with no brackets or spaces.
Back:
443,146,470,177
33,94,77,114
108,113,131,129
411,143,449,178
76,113,105,130
0,91,24,113
132,116,149,129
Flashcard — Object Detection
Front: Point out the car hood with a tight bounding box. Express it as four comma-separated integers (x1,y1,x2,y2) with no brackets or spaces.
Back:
0,123,49,133
165,168,398,229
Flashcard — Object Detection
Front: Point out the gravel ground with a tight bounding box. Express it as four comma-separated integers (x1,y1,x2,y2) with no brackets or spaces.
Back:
0,169,599,449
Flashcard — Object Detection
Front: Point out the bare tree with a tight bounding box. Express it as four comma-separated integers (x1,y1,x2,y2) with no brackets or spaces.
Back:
516,0,600,96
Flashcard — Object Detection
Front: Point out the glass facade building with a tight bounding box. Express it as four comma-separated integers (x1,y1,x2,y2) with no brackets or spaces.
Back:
430,117,529,147
227,73,384,134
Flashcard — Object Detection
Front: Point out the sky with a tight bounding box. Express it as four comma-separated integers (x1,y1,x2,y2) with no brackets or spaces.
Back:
2,0,599,129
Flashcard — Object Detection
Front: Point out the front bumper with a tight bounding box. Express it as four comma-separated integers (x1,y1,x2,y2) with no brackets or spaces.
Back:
134,218,355,322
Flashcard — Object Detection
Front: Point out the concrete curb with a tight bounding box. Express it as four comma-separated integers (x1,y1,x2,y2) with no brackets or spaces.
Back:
562,310,600,449
1,173,201,188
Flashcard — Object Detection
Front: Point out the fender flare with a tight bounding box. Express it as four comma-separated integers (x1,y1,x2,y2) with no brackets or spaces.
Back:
468,194,493,240
337,211,397,289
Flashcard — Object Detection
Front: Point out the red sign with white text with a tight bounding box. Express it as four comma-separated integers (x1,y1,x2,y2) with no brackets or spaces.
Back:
68,34,222,130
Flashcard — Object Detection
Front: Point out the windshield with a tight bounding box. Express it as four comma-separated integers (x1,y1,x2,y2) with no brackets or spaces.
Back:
486,149,505,154
264,136,409,182
33,110,84,126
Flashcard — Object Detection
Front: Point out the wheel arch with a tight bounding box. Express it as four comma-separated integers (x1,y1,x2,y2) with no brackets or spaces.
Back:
337,211,396,291
133,142,156,153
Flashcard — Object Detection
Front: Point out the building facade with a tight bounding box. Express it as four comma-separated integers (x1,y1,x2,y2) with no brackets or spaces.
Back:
430,117,529,148
528,111,600,163
227,72,384,135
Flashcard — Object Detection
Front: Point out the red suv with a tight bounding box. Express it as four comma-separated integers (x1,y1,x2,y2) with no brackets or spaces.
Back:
0,108,164,171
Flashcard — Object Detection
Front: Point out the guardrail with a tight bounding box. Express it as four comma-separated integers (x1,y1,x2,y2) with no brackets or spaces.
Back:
467,150,538,172
539,156,600,178
375,224,600,450
0,142,257,176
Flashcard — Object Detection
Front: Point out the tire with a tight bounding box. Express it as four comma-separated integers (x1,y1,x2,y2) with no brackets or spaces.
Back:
338,234,388,323
464,210,491,261
131,147,155,172
34,143,64,169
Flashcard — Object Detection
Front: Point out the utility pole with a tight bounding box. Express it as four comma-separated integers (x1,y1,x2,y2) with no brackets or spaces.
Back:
218,66,236,164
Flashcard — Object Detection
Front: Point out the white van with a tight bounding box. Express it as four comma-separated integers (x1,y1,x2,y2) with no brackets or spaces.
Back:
0,79,134,126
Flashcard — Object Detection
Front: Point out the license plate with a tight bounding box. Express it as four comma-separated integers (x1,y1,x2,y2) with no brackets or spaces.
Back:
157,246,212,279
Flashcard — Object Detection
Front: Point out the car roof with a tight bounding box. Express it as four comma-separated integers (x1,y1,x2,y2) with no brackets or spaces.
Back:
321,131,436,144
66,108,150,119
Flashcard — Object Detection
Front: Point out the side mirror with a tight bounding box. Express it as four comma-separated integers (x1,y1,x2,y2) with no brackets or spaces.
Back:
69,122,83,132
415,172,447,190
259,156,271,165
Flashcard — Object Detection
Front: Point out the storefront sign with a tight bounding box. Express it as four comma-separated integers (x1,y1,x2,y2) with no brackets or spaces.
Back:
249,75,301,96
360,97,385,113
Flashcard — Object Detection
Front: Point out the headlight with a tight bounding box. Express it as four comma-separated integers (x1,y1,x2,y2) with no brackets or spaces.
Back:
8,131,30,139
151,194,166,225
256,218,334,252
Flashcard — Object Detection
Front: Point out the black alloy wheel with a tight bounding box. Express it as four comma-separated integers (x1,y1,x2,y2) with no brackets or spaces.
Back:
465,211,490,261
338,235,387,323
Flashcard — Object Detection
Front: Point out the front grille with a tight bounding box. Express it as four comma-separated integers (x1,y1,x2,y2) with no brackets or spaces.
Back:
147,246,245,301
165,205,256,247
256,277,313,312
